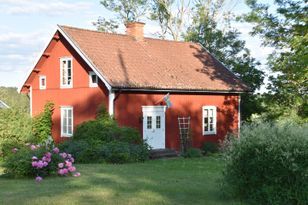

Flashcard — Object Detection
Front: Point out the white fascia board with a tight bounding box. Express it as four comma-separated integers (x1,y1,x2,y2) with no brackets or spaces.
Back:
57,25,112,91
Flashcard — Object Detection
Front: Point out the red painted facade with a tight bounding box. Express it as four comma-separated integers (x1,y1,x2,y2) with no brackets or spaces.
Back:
22,31,240,149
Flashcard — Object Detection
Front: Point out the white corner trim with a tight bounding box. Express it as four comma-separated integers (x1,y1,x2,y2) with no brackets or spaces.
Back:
238,95,241,137
57,25,112,91
29,86,32,116
108,91,115,116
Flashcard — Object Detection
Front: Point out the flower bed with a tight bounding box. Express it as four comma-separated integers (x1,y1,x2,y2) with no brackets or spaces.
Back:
3,144,80,182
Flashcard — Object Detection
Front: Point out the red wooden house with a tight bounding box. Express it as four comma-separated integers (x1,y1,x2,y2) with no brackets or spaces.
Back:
19,22,248,150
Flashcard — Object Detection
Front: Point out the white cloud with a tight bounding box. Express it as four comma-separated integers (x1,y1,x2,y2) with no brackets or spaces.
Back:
0,0,93,15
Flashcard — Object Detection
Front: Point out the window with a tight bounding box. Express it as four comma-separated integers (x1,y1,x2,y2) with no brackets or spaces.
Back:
60,57,73,88
39,76,46,90
202,106,217,135
156,116,161,129
147,116,152,129
89,71,98,87
61,106,73,137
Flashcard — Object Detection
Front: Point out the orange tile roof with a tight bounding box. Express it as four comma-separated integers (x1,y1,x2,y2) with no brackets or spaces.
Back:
60,25,249,92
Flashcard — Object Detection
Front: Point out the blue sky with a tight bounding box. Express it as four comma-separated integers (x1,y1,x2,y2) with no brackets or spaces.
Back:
0,0,273,88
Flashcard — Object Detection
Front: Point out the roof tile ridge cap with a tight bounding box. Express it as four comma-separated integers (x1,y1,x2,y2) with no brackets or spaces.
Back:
145,37,195,45
59,25,129,38
59,25,114,86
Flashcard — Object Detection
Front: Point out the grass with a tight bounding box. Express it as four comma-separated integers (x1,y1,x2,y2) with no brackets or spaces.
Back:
0,156,243,205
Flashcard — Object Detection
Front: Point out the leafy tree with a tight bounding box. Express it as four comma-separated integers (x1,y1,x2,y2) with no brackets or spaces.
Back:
242,0,308,121
185,0,265,121
94,0,150,32
150,0,192,40
0,87,29,112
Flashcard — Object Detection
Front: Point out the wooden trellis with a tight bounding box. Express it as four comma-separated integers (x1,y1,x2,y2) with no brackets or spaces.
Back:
178,116,191,152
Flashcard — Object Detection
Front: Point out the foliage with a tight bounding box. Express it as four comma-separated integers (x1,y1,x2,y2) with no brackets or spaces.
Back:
150,0,191,40
183,148,202,158
0,109,32,157
58,140,102,163
242,0,308,121
202,142,218,155
94,0,149,32
185,1,264,121
222,122,308,204
2,144,79,181
59,140,149,164
32,102,54,144
0,87,29,112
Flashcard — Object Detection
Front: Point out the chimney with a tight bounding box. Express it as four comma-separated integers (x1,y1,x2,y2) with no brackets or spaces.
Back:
125,22,145,41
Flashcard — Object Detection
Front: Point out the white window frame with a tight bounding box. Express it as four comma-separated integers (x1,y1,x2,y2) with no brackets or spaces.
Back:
39,75,46,90
60,57,73,88
60,106,73,137
89,71,98,87
202,106,217,135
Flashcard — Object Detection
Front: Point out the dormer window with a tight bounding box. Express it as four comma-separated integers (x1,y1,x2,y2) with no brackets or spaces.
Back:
89,71,98,87
60,57,73,88
39,76,46,90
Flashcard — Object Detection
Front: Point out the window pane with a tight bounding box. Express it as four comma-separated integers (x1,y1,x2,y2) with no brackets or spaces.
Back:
67,60,71,68
210,124,213,131
204,123,208,132
210,117,213,123
209,109,213,117
156,116,161,129
91,74,97,83
147,116,152,129
204,117,208,124
204,110,208,118
62,110,67,134
41,78,45,86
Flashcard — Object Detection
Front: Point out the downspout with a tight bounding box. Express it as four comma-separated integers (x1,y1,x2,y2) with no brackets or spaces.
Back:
108,91,115,116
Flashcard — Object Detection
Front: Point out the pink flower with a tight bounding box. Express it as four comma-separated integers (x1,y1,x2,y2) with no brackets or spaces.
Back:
62,168,68,174
65,161,72,167
67,154,72,158
37,160,44,169
35,176,43,182
43,161,48,167
42,156,47,162
73,172,81,177
32,156,38,161
60,152,67,159
58,169,64,175
70,157,75,163
30,145,36,150
45,152,52,158
53,147,59,154
32,161,38,167
68,166,76,172
58,163,64,168
11,148,18,153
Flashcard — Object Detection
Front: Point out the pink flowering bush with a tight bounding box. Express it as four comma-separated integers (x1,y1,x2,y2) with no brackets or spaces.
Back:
2,144,80,182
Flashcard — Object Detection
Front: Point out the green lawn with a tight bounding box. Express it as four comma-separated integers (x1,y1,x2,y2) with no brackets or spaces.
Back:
0,156,243,205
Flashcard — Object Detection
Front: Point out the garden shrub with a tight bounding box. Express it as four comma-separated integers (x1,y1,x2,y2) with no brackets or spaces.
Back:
59,140,103,163
0,108,32,157
202,142,219,155
183,148,202,158
222,122,308,205
32,102,54,144
2,144,79,181
129,143,150,162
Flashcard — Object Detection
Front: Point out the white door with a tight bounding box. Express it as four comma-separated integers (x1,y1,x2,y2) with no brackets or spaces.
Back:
142,106,166,149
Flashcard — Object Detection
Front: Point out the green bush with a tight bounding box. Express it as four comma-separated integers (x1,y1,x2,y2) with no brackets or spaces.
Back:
32,102,54,144
222,122,308,205
202,142,219,155
183,148,203,158
101,141,131,164
0,108,32,157
2,146,63,178
58,140,103,163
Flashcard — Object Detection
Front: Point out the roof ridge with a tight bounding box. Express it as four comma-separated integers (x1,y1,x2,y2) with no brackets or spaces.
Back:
58,25,197,46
